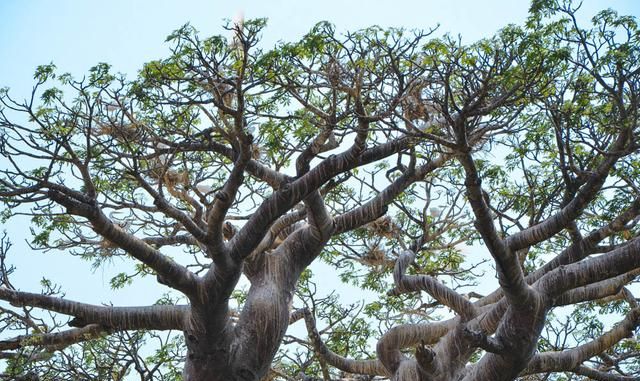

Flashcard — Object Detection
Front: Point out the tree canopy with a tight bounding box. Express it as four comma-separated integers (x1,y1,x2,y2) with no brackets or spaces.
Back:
0,1,639,380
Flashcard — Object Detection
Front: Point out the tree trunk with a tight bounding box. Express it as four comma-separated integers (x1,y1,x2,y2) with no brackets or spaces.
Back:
182,230,322,381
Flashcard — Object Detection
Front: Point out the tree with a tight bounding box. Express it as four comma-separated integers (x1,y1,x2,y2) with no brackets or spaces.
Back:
0,1,639,380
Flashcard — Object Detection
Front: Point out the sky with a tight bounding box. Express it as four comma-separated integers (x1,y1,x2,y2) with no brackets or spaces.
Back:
0,0,635,96
0,0,639,312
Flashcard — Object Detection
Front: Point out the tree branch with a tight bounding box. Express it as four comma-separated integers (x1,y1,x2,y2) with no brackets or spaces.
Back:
506,127,633,252
457,152,534,306
553,269,640,306
302,308,389,377
48,188,200,296
0,287,186,331
537,238,640,297
523,308,640,375
390,250,477,320
0,324,107,352
573,365,638,381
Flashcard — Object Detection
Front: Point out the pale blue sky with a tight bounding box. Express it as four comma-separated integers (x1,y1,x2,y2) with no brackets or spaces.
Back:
0,0,638,306
1,0,636,96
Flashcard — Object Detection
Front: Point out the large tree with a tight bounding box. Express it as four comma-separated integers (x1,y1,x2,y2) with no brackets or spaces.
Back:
0,1,639,380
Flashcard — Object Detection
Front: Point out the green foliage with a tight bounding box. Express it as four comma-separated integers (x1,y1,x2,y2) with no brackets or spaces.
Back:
33,63,56,83
1,3,640,380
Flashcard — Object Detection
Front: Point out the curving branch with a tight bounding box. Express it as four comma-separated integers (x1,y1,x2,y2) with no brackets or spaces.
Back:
523,309,640,376
376,320,453,376
303,191,334,243
506,127,634,252
302,308,389,377
390,250,476,320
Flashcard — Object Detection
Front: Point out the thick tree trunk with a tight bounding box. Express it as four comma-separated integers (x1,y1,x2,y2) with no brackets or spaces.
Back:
463,298,548,381
182,228,325,381
181,303,236,381
180,293,294,380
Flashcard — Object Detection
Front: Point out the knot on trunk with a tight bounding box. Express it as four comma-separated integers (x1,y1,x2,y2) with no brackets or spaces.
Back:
415,340,436,374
